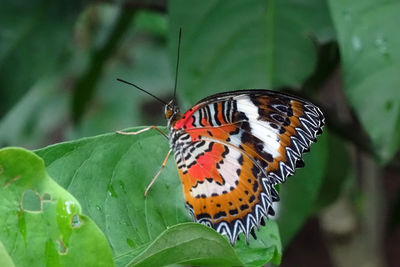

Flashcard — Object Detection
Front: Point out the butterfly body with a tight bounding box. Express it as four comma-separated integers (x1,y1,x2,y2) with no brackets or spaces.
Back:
164,89,324,244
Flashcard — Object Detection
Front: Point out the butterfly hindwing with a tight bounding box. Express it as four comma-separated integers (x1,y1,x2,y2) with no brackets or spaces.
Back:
171,89,324,244
175,139,276,244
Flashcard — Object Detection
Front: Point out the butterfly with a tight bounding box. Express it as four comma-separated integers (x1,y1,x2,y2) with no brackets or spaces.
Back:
117,28,323,245
117,86,324,245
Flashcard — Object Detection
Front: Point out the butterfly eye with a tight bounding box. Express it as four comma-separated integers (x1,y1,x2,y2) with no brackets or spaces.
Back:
165,108,174,119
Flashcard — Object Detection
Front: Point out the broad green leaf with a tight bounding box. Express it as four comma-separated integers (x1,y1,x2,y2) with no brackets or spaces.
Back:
277,130,328,246
36,127,282,266
128,223,242,267
169,0,334,106
328,0,400,163
0,147,113,266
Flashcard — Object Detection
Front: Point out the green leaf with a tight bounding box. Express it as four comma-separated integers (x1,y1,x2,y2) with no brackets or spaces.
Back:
328,0,400,163
277,130,329,246
128,223,242,267
235,220,282,266
0,240,15,267
0,147,113,266
36,127,282,266
0,14,172,148
169,0,334,105
0,77,69,149
0,0,84,117
314,133,352,210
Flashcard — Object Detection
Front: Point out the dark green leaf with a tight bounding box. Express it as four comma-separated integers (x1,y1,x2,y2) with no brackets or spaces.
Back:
169,0,334,105
328,0,400,163
314,133,352,210
72,8,134,123
0,0,84,117
0,78,69,149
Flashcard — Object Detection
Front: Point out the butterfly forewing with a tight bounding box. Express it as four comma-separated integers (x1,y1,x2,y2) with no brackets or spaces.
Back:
170,90,324,244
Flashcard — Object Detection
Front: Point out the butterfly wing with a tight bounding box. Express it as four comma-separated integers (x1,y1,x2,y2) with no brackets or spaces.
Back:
171,89,324,244
176,138,278,244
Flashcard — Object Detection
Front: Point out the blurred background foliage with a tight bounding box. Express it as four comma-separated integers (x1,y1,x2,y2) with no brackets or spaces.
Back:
0,0,399,266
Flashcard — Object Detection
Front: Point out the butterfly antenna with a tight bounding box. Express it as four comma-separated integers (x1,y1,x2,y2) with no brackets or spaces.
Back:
116,78,168,105
173,28,182,101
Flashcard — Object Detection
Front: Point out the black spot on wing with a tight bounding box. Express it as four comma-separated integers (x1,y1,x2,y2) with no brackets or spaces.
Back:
229,209,239,216
249,195,256,203
254,143,274,163
195,140,206,148
198,109,205,127
213,103,222,126
221,146,229,158
213,211,227,220
191,115,196,127
236,168,241,176
268,206,275,216
253,180,259,193
250,228,257,240
196,213,211,220
204,142,214,152
238,155,244,165
240,204,249,211
296,159,305,168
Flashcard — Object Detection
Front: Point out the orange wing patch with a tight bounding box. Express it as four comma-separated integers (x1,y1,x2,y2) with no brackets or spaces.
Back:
177,141,276,243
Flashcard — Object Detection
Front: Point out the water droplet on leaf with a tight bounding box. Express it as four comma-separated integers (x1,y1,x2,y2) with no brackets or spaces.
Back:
351,36,362,51
107,184,118,198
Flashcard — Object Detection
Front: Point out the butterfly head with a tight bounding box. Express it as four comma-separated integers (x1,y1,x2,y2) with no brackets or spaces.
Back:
165,99,181,127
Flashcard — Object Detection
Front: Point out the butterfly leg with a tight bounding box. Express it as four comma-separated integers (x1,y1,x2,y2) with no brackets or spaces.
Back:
144,149,172,197
116,126,168,139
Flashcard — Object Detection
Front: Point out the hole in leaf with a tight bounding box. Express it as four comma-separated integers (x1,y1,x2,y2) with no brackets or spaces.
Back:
22,189,42,212
57,239,68,255
42,193,51,201
71,214,82,228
